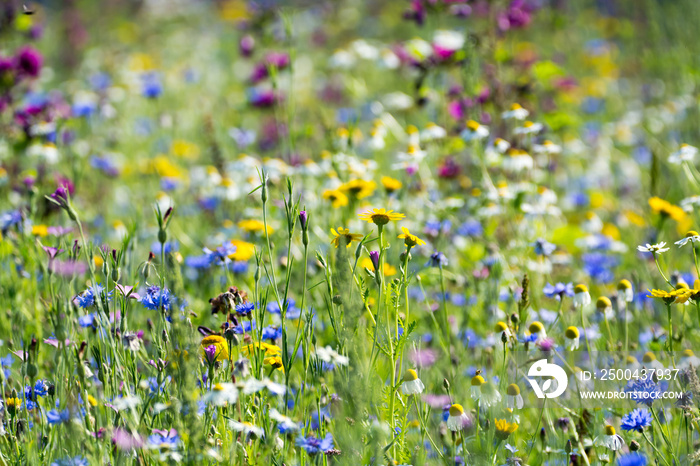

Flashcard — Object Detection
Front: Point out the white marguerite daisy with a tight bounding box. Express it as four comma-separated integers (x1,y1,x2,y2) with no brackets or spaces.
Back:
229,420,264,439
202,383,239,406
637,242,669,254
573,284,592,308
401,369,425,395
565,326,580,350
617,279,634,302
460,120,489,142
315,346,350,367
505,384,524,410
642,352,664,371
596,425,624,451
470,375,485,401
675,230,700,248
446,404,469,431
513,121,543,135
502,103,529,120
668,143,698,164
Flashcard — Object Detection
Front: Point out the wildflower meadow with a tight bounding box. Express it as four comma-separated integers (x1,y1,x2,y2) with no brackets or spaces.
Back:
4,0,700,464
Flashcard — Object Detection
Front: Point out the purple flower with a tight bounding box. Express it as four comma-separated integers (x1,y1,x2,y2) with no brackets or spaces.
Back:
112,428,143,450
49,186,70,208
15,46,42,78
299,211,308,230
239,35,255,57
369,251,380,271
204,345,217,364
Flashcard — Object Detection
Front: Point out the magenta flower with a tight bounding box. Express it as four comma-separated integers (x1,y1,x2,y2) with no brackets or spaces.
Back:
15,46,42,78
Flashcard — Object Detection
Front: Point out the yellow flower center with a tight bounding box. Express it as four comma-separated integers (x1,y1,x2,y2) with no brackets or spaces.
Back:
449,404,464,416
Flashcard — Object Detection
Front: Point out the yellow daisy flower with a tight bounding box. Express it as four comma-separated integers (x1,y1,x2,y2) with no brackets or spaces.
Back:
397,227,426,247
330,227,364,248
339,179,376,199
322,189,349,208
494,418,518,440
358,208,405,226
241,341,281,356
381,176,402,194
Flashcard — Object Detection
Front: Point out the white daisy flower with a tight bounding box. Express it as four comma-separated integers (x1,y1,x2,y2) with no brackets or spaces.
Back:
460,120,489,142
533,140,562,155
513,121,543,135
446,404,469,431
637,242,670,253
678,349,700,369
202,383,239,406
528,321,547,342
401,369,425,395
669,144,698,164
420,122,447,141
502,149,534,172
315,346,350,367
502,103,529,120
470,375,485,401
595,425,624,451
242,378,286,396
505,384,524,410
642,352,665,371
229,420,264,439
675,230,700,247
617,280,634,302
565,326,580,350
269,408,298,432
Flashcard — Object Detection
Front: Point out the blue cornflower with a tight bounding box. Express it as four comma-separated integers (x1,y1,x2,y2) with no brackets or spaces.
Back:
232,320,255,334
89,72,111,91
148,428,179,448
582,253,619,284
185,254,213,269
0,354,12,379
0,210,23,232
236,302,255,316
624,375,662,406
424,220,451,237
205,242,237,265
532,238,556,256
457,219,482,237
428,251,448,268
620,408,652,432
50,457,89,466
139,286,175,311
47,408,70,425
543,282,574,300
296,432,334,455
151,241,179,255
78,314,95,328
616,453,648,466
75,283,111,308
141,72,162,98
33,379,49,398
262,326,282,341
